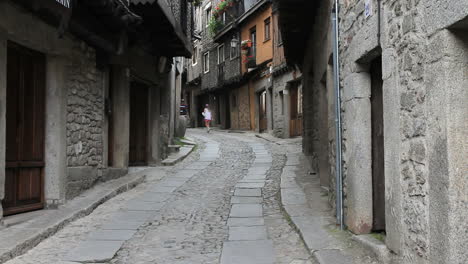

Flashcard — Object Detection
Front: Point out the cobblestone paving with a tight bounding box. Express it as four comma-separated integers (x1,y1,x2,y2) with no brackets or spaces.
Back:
5,129,314,264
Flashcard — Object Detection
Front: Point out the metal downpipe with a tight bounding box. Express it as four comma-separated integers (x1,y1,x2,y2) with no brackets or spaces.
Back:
332,0,344,230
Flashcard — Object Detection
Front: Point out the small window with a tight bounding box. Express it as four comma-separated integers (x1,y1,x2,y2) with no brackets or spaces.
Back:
264,17,271,41
192,45,198,65
249,27,257,58
203,52,210,73
218,44,225,64
276,19,283,46
205,6,212,28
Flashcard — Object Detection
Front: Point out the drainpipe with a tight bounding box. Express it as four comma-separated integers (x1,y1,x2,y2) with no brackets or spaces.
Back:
332,0,344,230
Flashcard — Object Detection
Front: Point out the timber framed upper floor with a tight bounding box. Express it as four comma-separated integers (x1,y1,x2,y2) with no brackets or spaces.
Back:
187,0,273,90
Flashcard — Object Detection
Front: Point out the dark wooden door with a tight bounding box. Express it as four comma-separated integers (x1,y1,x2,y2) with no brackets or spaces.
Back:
371,57,385,231
129,82,149,166
290,86,303,137
3,42,46,216
108,69,114,167
259,91,267,132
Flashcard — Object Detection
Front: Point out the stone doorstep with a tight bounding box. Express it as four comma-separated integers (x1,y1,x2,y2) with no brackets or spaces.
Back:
351,235,392,264
162,145,195,166
0,173,146,264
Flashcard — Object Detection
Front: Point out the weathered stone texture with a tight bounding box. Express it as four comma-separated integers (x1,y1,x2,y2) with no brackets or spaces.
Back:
66,41,105,168
339,0,467,263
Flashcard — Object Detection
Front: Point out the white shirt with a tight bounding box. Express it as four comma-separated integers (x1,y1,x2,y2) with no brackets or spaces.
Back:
203,108,212,120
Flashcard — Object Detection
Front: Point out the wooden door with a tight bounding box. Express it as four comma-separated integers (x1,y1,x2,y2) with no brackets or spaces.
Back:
129,82,149,166
290,85,303,137
259,91,267,132
371,57,385,231
3,42,45,216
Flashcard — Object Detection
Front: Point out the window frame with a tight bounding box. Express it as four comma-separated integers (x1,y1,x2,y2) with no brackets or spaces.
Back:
264,17,271,42
218,44,225,64
203,51,210,73
192,42,199,66
204,3,212,28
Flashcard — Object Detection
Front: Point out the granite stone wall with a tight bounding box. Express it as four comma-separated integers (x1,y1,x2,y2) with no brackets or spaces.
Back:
65,40,105,198
338,0,468,263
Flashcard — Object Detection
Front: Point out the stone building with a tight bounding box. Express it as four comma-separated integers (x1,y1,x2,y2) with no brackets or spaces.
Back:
187,0,280,132
0,0,191,223
276,0,467,263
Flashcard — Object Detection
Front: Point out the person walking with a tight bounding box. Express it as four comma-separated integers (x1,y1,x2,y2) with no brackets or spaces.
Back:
202,104,212,133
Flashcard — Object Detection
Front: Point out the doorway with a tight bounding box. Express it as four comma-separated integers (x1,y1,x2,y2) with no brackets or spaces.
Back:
129,82,149,166
290,84,303,137
370,57,385,231
3,42,46,216
259,90,267,132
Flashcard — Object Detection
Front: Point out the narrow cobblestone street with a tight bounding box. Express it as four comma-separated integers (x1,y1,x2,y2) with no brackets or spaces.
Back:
5,129,314,264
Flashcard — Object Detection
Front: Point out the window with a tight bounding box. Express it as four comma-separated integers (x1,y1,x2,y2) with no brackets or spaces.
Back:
249,27,257,58
276,19,283,46
192,44,198,65
218,45,225,64
205,5,212,28
203,52,209,73
230,35,239,59
264,17,271,41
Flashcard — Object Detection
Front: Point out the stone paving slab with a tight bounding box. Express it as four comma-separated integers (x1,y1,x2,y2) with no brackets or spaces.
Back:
291,216,335,250
113,211,155,223
281,188,308,205
227,217,265,227
229,204,263,218
230,196,263,204
157,179,188,187
125,200,165,211
235,182,265,188
64,240,125,262
147,186,179,193
313,249,350,264
0,172,146,263
220,240,275,264
234,188,262,197
88,229,137,241
138,192,171,202
238,179,265,183
228,225,268,241
100,220,143,230
243,174,267,180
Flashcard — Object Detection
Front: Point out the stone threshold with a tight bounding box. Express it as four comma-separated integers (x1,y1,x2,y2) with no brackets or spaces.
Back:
279,152,379,264
0,171,146,263
352,234,393,264
162,145,195,166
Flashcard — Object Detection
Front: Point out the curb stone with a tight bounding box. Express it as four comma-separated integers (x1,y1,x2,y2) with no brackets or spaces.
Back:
162,145,195,166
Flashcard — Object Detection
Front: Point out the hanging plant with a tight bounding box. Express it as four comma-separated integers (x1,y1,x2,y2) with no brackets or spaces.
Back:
192,0,203,7
213,0,235,18
208,17,224,36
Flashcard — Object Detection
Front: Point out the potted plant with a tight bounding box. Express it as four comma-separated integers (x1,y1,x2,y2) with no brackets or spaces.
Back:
208,17,224,36
241,39,252,50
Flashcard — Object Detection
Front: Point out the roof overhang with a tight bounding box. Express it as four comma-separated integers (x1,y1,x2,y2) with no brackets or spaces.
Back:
130,0,192,57
274,0,319,67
